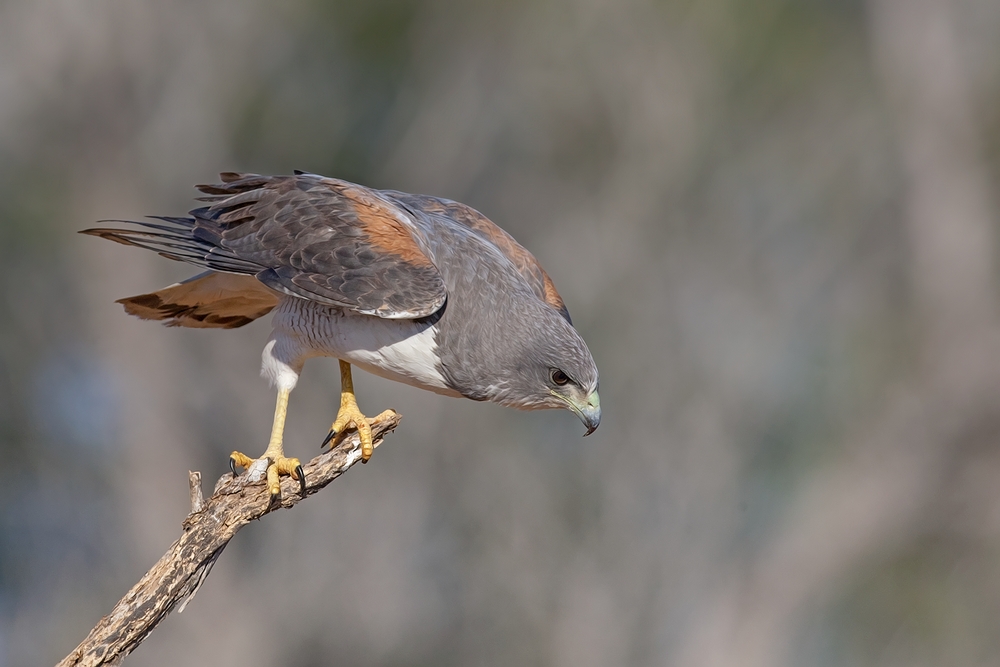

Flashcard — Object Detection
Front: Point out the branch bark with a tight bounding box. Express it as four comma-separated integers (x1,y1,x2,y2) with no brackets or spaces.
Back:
56,411,401,667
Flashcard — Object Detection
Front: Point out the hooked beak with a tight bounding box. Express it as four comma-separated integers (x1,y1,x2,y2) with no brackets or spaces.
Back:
574,390,601,436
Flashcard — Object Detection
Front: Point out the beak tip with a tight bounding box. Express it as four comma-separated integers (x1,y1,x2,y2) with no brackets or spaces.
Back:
570,389,601,437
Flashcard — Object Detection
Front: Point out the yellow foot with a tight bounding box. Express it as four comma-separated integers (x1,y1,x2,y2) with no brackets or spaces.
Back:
321,405,395,463
230,450,305,500
322,397,372,461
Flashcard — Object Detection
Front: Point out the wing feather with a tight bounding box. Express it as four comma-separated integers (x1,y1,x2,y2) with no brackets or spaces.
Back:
82,174,447,319
386,192,572,323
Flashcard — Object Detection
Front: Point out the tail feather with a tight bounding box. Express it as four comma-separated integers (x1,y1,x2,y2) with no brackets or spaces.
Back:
82,175,290,328
116,271,279,329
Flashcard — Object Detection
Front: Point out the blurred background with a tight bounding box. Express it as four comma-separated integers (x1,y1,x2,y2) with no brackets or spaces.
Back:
2,0,1000,665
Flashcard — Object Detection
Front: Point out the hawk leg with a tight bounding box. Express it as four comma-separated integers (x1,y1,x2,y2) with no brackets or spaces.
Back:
230,386,305,501
322,360,391,462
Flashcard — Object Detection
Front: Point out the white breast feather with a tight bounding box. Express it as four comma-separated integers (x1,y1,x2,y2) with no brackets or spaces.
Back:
266,298,460,397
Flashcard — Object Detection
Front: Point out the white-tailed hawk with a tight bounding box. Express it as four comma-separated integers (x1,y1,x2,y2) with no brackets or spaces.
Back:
83,172,601,499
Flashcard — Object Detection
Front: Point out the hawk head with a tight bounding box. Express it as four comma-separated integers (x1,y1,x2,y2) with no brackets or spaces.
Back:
483,305,601,435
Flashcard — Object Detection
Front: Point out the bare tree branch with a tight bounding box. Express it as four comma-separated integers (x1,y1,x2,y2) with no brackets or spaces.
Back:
56,411,402,667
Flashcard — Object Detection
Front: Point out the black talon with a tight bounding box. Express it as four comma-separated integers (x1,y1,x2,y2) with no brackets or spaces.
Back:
230,457,238,478
321,429,336,449
296,464,306,495
268,491,280,509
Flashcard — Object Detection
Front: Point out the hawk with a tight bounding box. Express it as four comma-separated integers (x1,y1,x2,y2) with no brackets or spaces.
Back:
84,172,601,499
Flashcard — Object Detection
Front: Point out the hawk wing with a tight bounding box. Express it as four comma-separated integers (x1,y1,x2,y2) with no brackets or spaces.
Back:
385,191,572,324
83,173,447,319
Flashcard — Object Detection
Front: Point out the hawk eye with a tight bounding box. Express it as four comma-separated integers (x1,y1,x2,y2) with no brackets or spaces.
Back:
550,369,570,386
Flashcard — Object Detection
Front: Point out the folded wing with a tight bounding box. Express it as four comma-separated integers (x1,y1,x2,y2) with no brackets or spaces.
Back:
83,173,447,320
386,191,572,324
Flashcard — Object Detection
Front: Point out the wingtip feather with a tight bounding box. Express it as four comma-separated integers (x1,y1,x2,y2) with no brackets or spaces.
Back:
79,227,138,246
